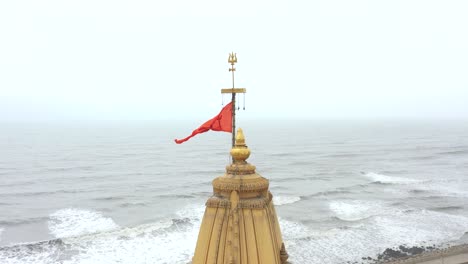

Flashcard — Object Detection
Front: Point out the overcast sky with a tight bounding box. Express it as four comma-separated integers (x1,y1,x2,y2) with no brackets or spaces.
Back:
0,0,467,122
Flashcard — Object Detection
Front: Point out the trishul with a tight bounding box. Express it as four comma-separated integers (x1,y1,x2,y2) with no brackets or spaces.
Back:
228,52,237,68
222,52,246,148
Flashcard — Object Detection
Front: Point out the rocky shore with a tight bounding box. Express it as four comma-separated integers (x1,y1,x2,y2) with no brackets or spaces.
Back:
349,243,468,264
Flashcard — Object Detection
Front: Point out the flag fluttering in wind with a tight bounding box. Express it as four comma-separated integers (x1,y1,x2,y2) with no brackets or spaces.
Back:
174,102,232,144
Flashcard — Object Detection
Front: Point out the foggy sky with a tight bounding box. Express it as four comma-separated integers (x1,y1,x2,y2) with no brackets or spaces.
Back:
1,0,467,122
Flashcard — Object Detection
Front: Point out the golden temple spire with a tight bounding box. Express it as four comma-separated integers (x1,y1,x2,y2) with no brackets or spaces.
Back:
192,128,289,264
192,56,288,264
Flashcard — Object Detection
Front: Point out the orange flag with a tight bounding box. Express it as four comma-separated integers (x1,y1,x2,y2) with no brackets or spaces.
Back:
174,102,232,144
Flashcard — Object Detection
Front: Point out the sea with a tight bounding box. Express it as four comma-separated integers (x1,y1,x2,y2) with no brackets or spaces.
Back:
1,120,468,264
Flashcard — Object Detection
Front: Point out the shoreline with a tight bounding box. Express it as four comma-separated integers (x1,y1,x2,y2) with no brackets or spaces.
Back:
376,244,468,264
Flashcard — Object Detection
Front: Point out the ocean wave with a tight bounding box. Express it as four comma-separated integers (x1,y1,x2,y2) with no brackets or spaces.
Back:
0,206,203,264
287,160,313,166
423,195,447,200
380,169,409,175
273,196,301,206
371,210,468,244
428,205,464,212
308,189,353,198
92,196,129,202
0,216,50,226
0,189,87,198
0,239,67,264
329,200,390,221
118,202,147,208
278,218,315,241
363,172,420,184
60,205,203,264
428,185,468,198
153,194,195,199
0,180,38,188
409,189,430,194
272,176,309,183
47,165,95,172
437,149,468,156
408,182,468,199
2,204,468,264
322,153,361,158
0,207,199,263
286,209,468,264
269,152,305,157
48,208,119,238
0,227,3,242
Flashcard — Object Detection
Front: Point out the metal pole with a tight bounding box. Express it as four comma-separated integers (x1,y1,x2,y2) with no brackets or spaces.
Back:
231,64,236,148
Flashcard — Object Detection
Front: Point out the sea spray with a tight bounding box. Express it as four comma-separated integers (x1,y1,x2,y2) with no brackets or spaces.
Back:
48,208,118,238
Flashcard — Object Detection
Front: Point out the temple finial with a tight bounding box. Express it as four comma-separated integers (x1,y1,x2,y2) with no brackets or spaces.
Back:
230,128,250,162
235,128,246,146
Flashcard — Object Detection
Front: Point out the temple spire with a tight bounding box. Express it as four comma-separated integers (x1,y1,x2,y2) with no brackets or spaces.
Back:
192,128,289,264
191,55,288,264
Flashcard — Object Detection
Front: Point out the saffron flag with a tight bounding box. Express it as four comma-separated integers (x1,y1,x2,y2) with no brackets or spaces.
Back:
174,102,232,144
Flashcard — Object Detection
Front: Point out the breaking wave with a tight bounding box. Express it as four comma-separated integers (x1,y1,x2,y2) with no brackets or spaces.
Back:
363,172,420,184
307,189,353,198
1,204,468,264
329,200,391,221
273,196,301,206
48,208,119,238
286,209,468,264
0,205,205,264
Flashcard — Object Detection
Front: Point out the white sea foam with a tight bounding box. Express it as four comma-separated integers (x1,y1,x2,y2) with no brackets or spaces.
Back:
364,172,420,184
372,210,468,245
273,196,301,206
0,205,205,264
279,218,314,241
2,205,468,264
386,179,468,198
59,204,204,264
286,209,468,264
48,208,118,238
329,200,389,221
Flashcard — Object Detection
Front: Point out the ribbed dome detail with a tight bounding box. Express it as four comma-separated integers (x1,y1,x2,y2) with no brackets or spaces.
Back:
192,129,288,264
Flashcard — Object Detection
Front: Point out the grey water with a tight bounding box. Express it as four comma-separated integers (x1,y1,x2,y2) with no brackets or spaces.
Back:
1,120,468,263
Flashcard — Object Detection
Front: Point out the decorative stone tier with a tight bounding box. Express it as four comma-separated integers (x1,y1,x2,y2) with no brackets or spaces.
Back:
206,192,273,209
225,164,256,175
212,175,269,194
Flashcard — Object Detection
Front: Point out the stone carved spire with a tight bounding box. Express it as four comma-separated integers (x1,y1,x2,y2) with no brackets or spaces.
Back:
192,128,289,264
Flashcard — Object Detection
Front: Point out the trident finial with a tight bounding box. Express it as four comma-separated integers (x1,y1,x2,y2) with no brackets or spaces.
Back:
221,53,246,150
228,52,237,66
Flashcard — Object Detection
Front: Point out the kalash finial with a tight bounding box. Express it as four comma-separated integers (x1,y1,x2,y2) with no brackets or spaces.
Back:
230,128,250,163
